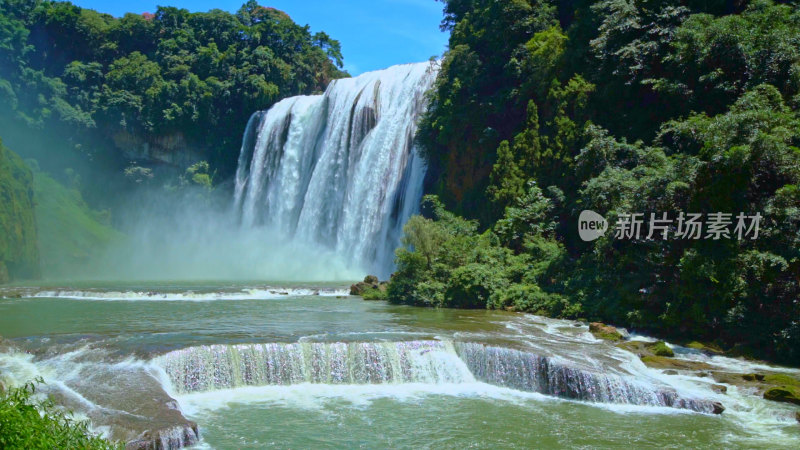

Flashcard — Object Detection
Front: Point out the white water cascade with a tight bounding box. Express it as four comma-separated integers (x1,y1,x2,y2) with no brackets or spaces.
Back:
233,62,437,277
155,341,720,414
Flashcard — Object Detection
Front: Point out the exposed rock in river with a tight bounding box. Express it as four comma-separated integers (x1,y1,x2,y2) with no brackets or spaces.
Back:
709,371,800,407
350,275,388,299
617,340,674,358
589,322,624,341
763,386,800,406
3,347,199,449
640,356,715,371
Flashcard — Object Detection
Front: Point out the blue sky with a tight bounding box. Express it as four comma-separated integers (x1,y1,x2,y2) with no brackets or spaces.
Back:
70,0,449,75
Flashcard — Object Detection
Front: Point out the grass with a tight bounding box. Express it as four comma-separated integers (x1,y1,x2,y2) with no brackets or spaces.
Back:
32,171,125,277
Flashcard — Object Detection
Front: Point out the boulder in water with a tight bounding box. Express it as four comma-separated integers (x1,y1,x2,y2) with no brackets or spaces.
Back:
589,322,624,341
711,384,727,394
713,371,800,406
350,275,388,299
640,356,714,371
795,411,800,423
647,341,674,357
763,386,800,406
711,402,725,414
742,373,765,382
685,341,724,355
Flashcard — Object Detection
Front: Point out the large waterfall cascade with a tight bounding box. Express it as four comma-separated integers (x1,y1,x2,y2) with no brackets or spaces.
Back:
234,62,437,277
156,340,719,414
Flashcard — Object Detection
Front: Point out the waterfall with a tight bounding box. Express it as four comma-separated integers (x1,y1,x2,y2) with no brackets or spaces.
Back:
233,62,437,278
453,343,718,413
156,341,473,394
155,341,719,414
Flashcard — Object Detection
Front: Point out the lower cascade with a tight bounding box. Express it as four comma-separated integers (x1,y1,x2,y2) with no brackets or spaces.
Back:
233,62,437,278
156,341,473,393
453,343,718,413
155,341,719,413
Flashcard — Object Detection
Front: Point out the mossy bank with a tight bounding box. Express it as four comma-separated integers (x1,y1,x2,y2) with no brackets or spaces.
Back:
0,138,38,283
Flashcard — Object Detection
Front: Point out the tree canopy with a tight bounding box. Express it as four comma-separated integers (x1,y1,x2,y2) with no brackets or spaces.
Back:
0,0,346,184
394,0,800,365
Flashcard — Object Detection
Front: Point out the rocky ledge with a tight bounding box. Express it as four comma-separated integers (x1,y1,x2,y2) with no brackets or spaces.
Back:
1,339,200,449
48,362,201,449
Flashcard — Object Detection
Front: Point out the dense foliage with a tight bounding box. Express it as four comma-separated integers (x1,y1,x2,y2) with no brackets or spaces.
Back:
0,378,117,449
0,138,38,283
394,0,800,365
31,162,124,277
0,0,346,184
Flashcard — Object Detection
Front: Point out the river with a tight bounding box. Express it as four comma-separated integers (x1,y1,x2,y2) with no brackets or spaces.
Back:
1,282,798,449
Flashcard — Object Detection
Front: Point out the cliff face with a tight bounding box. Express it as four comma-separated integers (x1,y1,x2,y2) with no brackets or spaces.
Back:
0,138,39,283
112,130,204,169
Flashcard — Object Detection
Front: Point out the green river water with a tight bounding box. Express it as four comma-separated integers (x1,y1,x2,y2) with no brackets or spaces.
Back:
0,282,798,449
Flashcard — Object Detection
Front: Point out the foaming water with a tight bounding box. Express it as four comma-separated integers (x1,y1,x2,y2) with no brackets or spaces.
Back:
27,287,350,301
156,341,472,394
152,340,716,413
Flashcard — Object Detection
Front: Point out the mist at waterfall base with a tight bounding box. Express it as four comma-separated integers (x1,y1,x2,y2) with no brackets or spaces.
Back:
94,187,366,282
67,62,437,282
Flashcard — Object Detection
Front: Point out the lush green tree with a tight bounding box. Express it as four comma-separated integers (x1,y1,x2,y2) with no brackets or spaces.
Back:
395,0,800,365
0,0,347,200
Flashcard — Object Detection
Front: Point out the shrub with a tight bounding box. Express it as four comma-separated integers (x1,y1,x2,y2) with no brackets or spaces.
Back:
0,378,118,449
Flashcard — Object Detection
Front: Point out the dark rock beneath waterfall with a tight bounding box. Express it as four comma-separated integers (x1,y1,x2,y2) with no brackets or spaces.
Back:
126,423,200,450
711,384,727,394
711,402,725,414
795,411,800,423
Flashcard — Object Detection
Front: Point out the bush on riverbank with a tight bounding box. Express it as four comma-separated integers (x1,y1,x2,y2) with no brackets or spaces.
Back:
0,378,117,449
387,193,576,316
